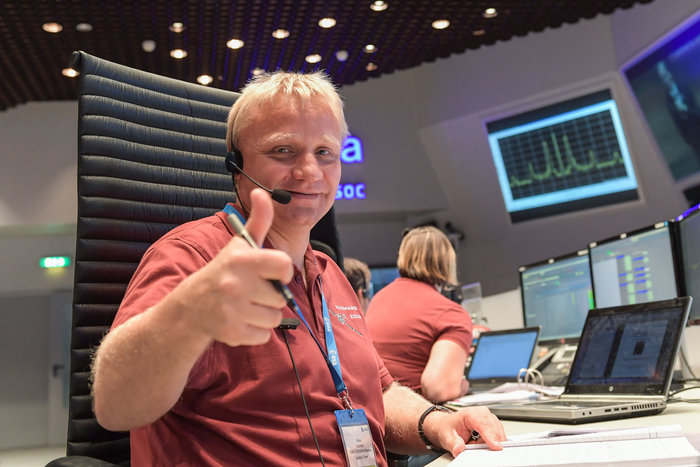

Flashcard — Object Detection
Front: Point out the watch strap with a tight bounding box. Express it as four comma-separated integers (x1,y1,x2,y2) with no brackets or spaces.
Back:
417,405,451,452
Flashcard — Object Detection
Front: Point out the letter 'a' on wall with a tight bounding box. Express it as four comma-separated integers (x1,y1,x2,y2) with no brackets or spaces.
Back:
337,135,367,201
341,135,363,164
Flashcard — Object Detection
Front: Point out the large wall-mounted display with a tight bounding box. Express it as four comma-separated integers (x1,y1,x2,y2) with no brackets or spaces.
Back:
486,90,638,222
623,11,700,181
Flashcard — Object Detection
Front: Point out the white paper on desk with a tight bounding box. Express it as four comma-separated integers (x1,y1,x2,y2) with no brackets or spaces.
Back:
449,436,700,467
490,382,565,397
463,423,684,450
448,390,541,407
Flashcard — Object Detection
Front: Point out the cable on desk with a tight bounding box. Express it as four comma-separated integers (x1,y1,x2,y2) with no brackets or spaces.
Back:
668,383,700,404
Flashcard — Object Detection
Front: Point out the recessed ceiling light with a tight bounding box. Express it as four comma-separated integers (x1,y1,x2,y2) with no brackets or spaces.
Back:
305,54,322,64
227,38,245,49
363,44,377,53
370,1,388,12
197,75,213,85
252,67,265,76
75,23,92,32
170,49,187,59
318,17,336,28
272,29,290,39
61,67,79,77
432,19,450,30
42,22,63,33
169,22,185,33
472,29,486,36
483,7,498,18
142,40,156,52
366,63,378,71
335,50,349,62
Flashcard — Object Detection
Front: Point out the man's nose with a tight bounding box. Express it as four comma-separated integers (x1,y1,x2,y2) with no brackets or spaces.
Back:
293,152,322,180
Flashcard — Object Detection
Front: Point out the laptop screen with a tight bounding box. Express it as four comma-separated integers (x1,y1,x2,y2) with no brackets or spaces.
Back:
564,297,691,396
467,327,540,380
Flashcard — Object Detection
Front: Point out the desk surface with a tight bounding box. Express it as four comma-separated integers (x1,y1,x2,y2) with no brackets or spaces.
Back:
428,400,700,466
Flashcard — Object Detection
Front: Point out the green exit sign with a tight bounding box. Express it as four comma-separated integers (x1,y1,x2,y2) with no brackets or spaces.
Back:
39,256,71,268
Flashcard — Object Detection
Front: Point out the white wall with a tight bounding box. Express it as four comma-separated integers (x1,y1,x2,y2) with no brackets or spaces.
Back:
0,102,78,227
340,0,700,296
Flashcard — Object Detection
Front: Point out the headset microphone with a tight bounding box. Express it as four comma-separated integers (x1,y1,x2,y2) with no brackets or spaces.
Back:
226,150,292,205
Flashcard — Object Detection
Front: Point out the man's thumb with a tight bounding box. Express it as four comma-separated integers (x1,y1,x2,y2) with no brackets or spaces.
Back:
245,188,275,246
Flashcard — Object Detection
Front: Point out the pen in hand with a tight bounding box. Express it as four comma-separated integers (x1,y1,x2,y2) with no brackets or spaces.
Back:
225,213,300,314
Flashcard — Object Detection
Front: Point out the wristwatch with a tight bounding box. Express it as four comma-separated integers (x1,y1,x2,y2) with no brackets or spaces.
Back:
417,405,451,452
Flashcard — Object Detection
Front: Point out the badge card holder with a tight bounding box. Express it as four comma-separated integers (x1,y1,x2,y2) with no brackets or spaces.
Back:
335,408,377,467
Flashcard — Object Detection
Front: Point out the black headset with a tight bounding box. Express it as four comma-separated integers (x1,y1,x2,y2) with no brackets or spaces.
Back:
225,146,244,173
225,144,293,205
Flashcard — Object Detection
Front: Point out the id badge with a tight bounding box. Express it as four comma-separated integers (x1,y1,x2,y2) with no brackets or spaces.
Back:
335,408,377,467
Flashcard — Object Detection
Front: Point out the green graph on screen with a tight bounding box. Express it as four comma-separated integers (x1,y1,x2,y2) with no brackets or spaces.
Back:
498,109,630,200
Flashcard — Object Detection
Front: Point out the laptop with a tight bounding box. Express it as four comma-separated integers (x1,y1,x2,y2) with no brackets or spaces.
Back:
466,327,541,393
488,297,692,424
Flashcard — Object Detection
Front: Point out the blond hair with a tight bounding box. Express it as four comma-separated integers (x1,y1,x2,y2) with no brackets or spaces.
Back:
397,226,457,288
226,71,348,152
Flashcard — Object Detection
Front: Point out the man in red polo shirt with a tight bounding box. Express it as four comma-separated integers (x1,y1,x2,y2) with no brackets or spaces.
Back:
91,71,505,466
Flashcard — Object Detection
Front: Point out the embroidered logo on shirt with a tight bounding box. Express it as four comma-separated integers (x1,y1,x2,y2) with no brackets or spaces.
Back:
329,308,363,336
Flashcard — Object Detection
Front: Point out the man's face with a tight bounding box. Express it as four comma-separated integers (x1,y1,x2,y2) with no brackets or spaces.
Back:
236,96,342,233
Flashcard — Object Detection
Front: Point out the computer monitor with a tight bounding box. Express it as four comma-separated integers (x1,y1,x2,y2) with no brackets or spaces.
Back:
369,265,399,295
623,10,700,181
486,89,638,222
677,204,700,324
589,221,679,308
519,250,594,344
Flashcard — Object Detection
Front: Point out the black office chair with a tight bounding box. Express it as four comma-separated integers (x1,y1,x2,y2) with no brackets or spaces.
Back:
48,51,343,466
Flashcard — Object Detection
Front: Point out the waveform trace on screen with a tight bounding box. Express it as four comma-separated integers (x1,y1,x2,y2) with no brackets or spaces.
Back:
487,92,638,218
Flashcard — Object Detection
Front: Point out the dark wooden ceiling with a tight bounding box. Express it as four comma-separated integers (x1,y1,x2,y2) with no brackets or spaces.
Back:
0,0,654,111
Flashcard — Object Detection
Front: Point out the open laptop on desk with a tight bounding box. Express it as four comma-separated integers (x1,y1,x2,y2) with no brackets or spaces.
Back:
466,327,540,393
488,297,692,424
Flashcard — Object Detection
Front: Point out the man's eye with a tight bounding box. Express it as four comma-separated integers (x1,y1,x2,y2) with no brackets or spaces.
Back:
317,149,338,159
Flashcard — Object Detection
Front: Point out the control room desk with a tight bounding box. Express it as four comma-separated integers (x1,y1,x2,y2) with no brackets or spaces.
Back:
428,401,700,466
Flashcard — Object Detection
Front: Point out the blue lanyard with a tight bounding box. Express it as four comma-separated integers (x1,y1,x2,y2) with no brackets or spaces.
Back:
222,204,351,407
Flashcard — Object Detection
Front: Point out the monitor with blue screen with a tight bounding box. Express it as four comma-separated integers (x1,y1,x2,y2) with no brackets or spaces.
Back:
623,11,700,180
589,221,679,308
369,265,399,295
519,251,594,344
466,327,540,389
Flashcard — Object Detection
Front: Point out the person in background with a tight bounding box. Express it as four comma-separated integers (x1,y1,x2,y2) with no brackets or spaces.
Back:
367,226,472,404
90,71,504,466
343,256,372,314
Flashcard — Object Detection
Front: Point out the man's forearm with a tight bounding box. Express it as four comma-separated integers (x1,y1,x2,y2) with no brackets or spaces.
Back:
382,383,447,454
92,302,212,431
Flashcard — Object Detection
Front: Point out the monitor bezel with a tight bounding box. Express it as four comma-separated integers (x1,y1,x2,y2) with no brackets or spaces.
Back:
621,8,700,186
485,88,639,222
588,220,682,309
518,249,593,346
675,204,700,325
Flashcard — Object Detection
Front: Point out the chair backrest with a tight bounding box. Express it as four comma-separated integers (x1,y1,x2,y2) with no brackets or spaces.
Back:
67,51,343,464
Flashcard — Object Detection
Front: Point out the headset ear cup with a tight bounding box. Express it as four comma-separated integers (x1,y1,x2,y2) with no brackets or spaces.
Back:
226,148,244,173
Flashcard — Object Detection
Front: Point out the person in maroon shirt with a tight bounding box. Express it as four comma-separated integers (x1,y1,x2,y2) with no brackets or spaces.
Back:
91,71,505,466
367,226,472,404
